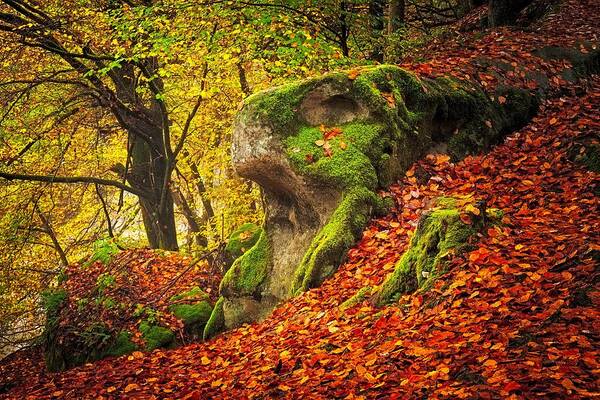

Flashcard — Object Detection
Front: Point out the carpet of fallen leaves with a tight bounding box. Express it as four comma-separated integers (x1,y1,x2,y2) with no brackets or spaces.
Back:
1,1,599,398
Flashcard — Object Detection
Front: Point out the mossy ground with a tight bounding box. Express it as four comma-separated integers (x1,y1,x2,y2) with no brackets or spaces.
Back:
103,331,138,357
340,286,372,311
40,249,221,371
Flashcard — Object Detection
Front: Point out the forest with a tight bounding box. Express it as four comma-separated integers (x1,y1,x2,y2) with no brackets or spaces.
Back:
0,0,598,398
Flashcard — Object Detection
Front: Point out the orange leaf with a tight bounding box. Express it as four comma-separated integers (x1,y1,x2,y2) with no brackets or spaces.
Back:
124,383,139,393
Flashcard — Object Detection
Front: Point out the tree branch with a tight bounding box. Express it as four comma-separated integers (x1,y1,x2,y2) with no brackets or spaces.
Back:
0,171,150,198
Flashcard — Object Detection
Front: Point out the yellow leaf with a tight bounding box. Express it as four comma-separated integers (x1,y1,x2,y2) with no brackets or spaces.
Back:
483,359,497,368
465,204,480,215
124,383,139,393
201,356,211,365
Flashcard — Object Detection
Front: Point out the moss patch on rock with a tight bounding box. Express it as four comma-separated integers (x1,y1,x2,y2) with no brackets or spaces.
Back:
170,286,209,302
169,301,213,328
220,229,271,297
292,188,387,294
103,331,138,358
225,223,263,261
139,321,175,351
203,296,225,340
373,198,485,306
340,286,372,311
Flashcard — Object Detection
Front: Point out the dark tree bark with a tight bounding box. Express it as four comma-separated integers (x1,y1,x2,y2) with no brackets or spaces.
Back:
488,0,533,27
172,188,208,248
338,1,350,57
237,62,252,97
369,0,386,62
388,0,406,35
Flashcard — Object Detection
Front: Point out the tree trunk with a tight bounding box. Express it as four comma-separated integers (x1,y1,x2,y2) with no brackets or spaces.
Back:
128,136,179,250
173,188,208,248
369,0,385,62
387,0,406,35
488,0,532,26
338,1,350,57
35,205,69,267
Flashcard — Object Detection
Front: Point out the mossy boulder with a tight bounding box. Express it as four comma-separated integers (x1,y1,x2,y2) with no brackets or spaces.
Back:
139,321,175,351
167,287,213,334
203,296,225,340
372,198,498,306
225,223,263,265
169,302,212,328
218,64,536,332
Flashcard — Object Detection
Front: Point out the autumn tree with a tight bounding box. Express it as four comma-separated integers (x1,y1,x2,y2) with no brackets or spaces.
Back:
0,0,202,250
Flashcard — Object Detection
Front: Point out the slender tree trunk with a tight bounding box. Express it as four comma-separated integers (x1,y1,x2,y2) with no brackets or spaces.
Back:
95,184,114,238
237,62,252,97
388,0,406,35
35,205,69,267
339,1,350,57
369,0,385,62
181,149,215,233
128,136,178,250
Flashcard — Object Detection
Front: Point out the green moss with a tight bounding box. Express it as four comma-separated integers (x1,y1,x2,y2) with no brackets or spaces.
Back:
103,331,137,358
286,122,388,190
225,223,263,260
340,286,372,311
291,188,386,294
435,196,458,208
240,72,348,135
170,286,209,302
95,273,116,294
220,229,271,297
203,296,225,340
98,296,117,309
374,201,478,306
169,301,213,327
139,321,175,351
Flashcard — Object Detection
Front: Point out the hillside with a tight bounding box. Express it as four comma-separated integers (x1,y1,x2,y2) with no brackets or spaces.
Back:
1,0,599,399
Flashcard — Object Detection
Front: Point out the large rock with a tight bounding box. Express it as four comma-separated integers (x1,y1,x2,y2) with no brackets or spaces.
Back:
213,65,537,330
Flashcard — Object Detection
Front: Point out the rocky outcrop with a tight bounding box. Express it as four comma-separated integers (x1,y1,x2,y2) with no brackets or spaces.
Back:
209,64,538,331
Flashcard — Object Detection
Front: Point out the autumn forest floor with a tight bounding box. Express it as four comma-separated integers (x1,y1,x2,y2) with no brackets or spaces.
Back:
1,1,599,399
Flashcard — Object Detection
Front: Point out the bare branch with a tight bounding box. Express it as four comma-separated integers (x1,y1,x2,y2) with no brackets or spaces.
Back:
0,171,150,198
